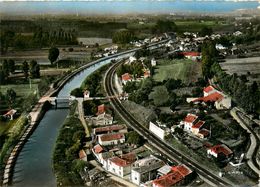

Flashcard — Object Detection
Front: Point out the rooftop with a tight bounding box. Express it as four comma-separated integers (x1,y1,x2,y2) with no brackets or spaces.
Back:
93,125,125,134
79,150,87,159
180,51,201,57
132,160,165,174
109,152,136,167
192,120,205,129
203,85,215,93
93,144,104,154
99,133,125,142
171,164,193,178
198,129,210,137
196,92,224,103
153,172,183,187
184,113,198,124
96,104,106,115
210,144,233,156
121,73,132,81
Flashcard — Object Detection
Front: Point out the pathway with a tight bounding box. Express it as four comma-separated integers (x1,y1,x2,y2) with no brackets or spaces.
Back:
77,98,90,137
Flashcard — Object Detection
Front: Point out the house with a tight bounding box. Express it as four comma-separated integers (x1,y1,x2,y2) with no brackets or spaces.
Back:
189,85,231,110
131,157,165,185
79,149,87,161
215,44,227,50
180,52,201,61
93,125,126,135
92,144,115,169
151,58,157,67
129,56,137,63
108,152,136,177
191,120,205,135
149,121,170,140
96,104,106,115
207,144,233,158
180,113,198,132
92,113,113,126
144,70,151,78
3,109,17,120
197,129,210,139
97,133,125,146
203,85,215,97
121,73,133,85
83,90,90,98
153,164,193,187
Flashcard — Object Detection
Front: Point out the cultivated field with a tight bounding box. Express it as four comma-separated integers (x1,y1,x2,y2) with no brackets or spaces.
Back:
153,59,202,84
0,84,38,97
220,57,260,75
77,37,112,45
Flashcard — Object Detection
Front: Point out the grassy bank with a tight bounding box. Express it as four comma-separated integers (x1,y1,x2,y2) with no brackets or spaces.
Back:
53,101,86,186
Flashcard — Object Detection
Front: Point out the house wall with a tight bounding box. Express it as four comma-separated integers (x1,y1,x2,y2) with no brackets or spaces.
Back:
184,122,192,132
207,149,218,158
149,122,165,140
131,170,141,185
215,97,231,110
98,136,125,146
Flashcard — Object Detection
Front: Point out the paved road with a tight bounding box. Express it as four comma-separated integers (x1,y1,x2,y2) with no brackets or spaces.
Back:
230,107,260,176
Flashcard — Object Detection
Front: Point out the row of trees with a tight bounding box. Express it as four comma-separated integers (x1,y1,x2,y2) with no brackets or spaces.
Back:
0,59,40,85
112,29,135,44
0,89,16,110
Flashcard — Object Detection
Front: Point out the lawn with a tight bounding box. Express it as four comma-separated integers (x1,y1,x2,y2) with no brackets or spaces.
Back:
153,59,202,84
0,84,38,98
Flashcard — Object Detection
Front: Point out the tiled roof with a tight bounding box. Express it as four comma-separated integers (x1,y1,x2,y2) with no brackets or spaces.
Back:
193,91,224,103
198,129,210,137
121,73,132,81
93,144,104,154
96,104,106,115
79,150,87,159
171,164,193,178
99,133,125,142
109,153,136,167
153,172,183,187
93,125,125,134
181,51,201,57
203,85,215,93
184,113,198,124
192,120,205,129
210,144,233,156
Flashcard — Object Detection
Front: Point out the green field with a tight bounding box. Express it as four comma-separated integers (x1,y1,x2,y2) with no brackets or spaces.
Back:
0,84,38,98
153,59,202,84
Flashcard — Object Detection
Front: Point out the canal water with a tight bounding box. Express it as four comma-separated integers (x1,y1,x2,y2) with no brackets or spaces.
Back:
12,53,133,187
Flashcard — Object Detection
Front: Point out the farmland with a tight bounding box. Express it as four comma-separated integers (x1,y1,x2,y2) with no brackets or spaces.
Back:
220,57,260,83
153,59,202,84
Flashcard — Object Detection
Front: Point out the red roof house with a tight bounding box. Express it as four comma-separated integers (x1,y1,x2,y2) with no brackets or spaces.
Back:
203,85,216,96
207,144,233,158
93,125,125,135
121,73,133,85
98,133,125,146
96,104,106,115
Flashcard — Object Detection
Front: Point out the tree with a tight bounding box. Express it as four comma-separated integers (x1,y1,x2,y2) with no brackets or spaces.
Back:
0,71,5,85
6,89,16,108
2,60,9,77
199,27,213,37
149,85,169,106
153,20,177,34
48,47,60,65
112,30,135,44
29,60,40,78
8,59,15,74
123,81,137,93
22,60,29,79
126,131,143,146
70,88,83,97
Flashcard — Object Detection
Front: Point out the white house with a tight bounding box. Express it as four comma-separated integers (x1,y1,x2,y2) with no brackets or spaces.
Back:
129,56,137,63
151,58,157,67
215,44,227,50
3,109,17,120
83,90,90,99
131,158,164,185
180,113,198,132
97,133,125,146
149,121,169,140
215,96,232,110
108,153,136,177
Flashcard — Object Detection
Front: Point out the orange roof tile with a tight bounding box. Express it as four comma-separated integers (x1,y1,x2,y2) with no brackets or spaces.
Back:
121,73,132,81
109,152,136,167
192,120,205,129
181,51,201,57
210,144,233,156
153,172,183,187
198,129,210,137
171,164,193,178
203,85,215,93
184,114,198,123
96,104,106,115
93,144,104,154
99,133,125,142
79,150,87,159
194,92,224,103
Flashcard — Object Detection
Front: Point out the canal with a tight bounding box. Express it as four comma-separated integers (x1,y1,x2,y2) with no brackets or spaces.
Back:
12,53,133,187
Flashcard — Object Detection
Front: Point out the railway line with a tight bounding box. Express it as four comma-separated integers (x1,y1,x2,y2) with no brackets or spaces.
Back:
104,61,233,187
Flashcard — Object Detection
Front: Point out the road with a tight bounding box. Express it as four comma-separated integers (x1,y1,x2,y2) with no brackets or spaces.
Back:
104,61,234,187
231,107,260,176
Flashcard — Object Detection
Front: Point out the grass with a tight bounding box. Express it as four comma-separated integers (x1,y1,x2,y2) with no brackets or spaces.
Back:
153,59,202,84
0,84,38,98
0,119,18,136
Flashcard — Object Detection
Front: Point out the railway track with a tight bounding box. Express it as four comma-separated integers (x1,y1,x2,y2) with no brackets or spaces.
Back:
104,61,233,187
